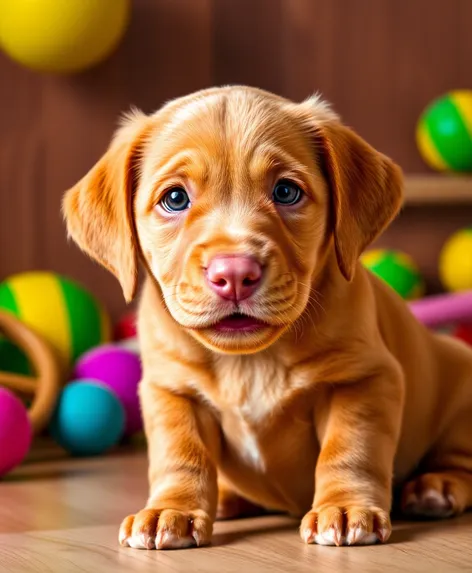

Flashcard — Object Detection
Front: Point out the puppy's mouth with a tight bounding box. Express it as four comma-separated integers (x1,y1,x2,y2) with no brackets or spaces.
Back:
209,312,269,333
189,311,286,353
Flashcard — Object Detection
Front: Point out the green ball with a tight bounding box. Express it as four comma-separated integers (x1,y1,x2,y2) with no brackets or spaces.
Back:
361,249,424,300
417,90,472,172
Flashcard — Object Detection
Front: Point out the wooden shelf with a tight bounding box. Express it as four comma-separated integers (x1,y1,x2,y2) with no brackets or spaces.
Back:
404,175,472,205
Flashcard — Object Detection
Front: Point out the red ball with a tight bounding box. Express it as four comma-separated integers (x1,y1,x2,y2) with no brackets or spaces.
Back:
454,323,472,346
114,312,137,341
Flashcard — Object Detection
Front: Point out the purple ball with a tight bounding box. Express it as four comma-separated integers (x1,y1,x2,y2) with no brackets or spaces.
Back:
73,344,142,436
0,388,32,476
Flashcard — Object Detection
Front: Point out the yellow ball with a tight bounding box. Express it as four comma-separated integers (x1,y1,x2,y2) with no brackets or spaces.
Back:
439,228,472,292
0,0,130,74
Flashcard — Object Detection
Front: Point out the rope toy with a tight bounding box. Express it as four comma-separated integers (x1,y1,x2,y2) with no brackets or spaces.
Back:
0,310,61,432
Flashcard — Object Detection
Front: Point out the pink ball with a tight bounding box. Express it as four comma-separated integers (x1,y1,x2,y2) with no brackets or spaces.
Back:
73,344,142,436
0,388,32,477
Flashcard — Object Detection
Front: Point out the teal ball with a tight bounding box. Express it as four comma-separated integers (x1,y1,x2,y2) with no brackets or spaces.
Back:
50,380,125,456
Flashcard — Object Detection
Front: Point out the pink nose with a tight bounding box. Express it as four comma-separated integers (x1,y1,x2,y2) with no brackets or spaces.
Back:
206,256,263,301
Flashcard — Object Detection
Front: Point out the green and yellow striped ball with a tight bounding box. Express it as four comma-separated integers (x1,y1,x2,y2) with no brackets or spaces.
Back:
417,90,472,172
0,271,111,372
361,249,424,300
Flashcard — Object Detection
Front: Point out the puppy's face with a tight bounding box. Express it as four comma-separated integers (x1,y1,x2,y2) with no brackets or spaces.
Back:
134,91,331,353
63,87,403,355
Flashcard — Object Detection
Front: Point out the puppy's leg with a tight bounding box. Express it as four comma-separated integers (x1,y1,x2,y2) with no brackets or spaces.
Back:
217,478,266,520
119,383,219,550
402,405,472,519
301,364,403,546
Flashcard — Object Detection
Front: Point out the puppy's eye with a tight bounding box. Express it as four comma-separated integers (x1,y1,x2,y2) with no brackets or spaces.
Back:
272,180,303,206
160,187,191,212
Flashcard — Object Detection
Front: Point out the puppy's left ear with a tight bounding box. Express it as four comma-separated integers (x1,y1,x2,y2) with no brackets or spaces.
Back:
316,122,403,281
63,111,151,302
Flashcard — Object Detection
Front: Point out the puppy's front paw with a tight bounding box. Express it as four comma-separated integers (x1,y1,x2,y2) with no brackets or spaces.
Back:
119,508,212,550
300,506,391,546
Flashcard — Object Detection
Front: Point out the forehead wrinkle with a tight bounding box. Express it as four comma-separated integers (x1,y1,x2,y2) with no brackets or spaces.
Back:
248,144,313,186
222,97,318,194
158,93,225,140
157,94,229,163
146,98,232,198
145,149,209,194
225,95,307,154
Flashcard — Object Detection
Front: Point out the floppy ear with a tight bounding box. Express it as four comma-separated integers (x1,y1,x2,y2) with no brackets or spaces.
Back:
316,123,403,281
62,111,151,302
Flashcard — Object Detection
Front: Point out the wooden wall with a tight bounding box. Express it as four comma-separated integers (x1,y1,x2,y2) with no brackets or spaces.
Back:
1,0,472,319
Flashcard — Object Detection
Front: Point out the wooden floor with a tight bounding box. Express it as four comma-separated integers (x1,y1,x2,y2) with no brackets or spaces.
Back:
1,448,472,573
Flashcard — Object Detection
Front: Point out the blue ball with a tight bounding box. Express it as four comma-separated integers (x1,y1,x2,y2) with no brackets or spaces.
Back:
50,380,125,456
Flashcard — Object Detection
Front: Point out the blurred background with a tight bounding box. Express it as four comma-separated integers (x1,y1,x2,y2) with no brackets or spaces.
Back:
1,0,472,320
2,0,472,482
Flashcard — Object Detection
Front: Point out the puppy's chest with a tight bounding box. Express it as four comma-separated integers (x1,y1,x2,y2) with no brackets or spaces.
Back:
215,355,288,421
208,355,312,470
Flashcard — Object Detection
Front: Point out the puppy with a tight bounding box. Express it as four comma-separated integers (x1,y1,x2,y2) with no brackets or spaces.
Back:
63,86,472,548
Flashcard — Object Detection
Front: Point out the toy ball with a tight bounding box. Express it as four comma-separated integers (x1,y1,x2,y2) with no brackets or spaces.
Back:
114,311,137,341
454,323,472,346
439,228,472,292
361,249,424,300
73,345,142,436
417,90,472,172
0,0,130,74
50,380,125,456
0,271,111,370
0,388,32,476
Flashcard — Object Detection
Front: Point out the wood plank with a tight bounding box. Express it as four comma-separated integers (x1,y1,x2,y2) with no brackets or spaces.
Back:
213,0,285,93
404,175,472,204
388,0,462,172
0,53,44,277
1,452,472,573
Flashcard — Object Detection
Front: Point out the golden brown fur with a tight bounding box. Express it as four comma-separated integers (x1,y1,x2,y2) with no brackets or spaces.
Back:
63,86,472,549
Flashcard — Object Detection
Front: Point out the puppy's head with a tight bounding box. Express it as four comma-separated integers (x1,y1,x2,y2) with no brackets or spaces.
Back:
63,87,402,354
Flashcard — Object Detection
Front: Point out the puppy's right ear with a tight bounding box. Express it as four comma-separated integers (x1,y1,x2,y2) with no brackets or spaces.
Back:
62,111,151,302
316,123,403,282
